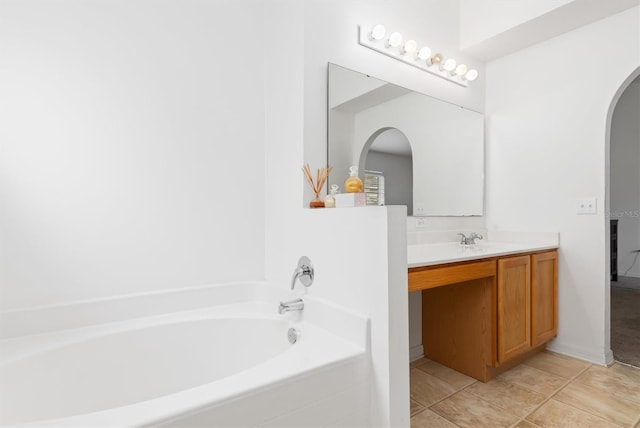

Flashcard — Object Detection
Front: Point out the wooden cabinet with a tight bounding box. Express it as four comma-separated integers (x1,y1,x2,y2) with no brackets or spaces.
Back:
532,251,558,346
497,255,531,363
497,251,558,363
410,249,558,382
418,261,497,381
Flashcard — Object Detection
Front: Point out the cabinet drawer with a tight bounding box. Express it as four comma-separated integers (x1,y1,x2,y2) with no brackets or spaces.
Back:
409,260,496,292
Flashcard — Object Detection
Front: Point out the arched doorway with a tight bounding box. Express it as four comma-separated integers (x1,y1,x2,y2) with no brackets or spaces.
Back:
606,66,640,367
359,127,413,214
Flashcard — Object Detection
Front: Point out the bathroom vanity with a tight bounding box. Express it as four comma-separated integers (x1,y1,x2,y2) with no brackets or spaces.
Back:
326,62,559,382
408,241,558,382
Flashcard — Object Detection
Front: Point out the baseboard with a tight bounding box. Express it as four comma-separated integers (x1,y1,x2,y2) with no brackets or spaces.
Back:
546,341,610,365
612,276,640,290
409,344,424,362
604,348,615,366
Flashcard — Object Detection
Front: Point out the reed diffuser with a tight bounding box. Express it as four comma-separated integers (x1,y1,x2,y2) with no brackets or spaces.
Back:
302,164,333,208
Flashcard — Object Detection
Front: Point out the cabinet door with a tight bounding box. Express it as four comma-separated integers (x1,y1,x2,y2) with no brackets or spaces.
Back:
532,251,558,346
497,255,531,363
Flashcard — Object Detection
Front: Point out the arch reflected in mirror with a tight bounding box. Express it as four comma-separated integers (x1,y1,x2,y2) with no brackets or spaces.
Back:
359,127,413,215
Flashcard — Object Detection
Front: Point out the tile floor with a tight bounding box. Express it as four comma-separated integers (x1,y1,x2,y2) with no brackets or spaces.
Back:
410,351,640,427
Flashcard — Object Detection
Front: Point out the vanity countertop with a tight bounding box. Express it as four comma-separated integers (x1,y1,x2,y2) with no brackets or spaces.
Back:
408,241,559,268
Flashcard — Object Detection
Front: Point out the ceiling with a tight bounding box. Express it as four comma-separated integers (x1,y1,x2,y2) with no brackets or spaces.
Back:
461,0,640,61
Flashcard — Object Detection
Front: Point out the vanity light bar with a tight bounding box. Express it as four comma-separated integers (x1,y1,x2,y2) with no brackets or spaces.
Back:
358,24,478,87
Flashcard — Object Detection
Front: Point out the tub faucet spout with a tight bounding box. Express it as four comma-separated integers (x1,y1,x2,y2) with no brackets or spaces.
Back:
278,298,304,315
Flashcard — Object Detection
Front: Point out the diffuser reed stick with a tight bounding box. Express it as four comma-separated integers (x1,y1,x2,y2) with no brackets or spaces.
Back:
302,164,333,208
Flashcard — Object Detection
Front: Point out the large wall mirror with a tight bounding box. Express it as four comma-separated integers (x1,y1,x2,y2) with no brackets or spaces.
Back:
327,63,484,216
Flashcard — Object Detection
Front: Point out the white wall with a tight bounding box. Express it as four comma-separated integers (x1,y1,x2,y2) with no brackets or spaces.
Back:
485,7,640,364
0,0,265,310
611,82,640,278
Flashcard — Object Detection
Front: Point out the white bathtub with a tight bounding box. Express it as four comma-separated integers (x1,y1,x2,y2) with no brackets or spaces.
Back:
0,283,370,427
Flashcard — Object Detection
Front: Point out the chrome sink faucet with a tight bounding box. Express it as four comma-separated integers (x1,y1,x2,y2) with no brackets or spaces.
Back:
458,232,483,245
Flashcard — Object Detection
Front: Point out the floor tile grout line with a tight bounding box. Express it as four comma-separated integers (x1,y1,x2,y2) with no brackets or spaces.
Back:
412,362,477,391
494,353,597,428
509,416,544,428
607,361,640,396
410,395,464,428
410,365,473,428
550,364,640,427
411,354,640,427
426,403,463,428
504,361,587,396
412,354,640,427
413,355,586,425
409,407,426,419
462,383,539,423
550,396,627,428
424,384,478,426
512,362,593,424
421,385,467,409
427,381,525,427
411,363,479,409
532,364,633,428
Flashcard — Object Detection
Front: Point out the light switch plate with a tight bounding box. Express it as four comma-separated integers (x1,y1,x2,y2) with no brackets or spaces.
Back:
577,197,597,214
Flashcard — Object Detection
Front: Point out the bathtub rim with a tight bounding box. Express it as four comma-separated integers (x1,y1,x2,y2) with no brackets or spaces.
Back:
0,281,371,427
0,281,278,340
3,305,368,427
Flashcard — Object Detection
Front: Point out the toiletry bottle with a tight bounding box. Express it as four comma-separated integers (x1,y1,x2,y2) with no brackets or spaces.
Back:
344,166,363,193
324,184,339,208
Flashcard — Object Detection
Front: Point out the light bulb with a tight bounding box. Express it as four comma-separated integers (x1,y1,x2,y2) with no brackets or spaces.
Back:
387,32,402,48
402,40,417,55
465,69,479,81
429,53,443,66
370,24,386,41
442,58,456,72
417,46,432,61
454,64,468,76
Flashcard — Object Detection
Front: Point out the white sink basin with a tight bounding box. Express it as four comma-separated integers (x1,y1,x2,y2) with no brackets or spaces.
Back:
465,241,522,250
407,241,557,268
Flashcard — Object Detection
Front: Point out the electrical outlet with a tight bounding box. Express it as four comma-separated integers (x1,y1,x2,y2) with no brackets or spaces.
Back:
576,197,597,215
414,204,425,216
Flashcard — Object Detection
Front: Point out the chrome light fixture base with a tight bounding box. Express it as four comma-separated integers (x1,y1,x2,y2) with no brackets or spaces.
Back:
357,25,475,88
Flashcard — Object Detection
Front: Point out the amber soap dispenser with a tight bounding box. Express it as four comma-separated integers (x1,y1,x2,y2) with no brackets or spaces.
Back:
344,166,363,193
